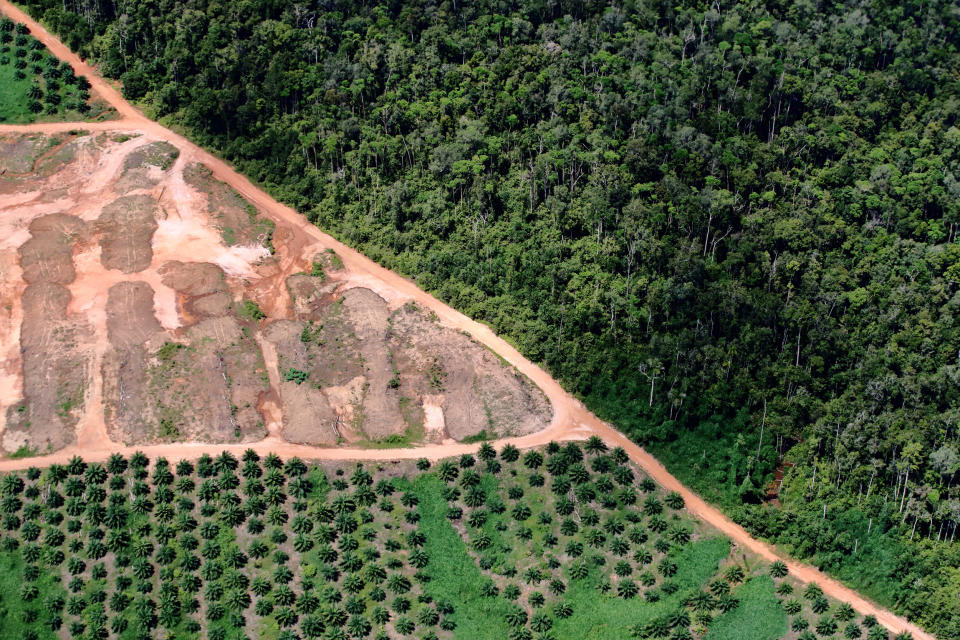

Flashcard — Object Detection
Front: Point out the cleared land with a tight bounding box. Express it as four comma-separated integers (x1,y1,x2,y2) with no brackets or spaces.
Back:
0,131,551,453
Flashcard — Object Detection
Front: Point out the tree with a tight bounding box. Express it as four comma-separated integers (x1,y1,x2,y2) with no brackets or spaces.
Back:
585,436,608,455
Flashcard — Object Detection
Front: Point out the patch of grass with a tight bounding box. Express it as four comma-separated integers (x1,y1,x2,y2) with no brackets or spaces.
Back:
8,444,38,459
282,367,309,385
0,30,91,124
461,429,492,443
122,140,179,171
236,299,265,321
552,537,731,640
403,473,514,639
358,422,426,449
0,550,66,638
154,340,185,363
704,575,787,640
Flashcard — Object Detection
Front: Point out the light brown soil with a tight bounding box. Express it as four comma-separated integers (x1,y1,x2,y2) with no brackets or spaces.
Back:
19,213,86,284
96,194,159,273
388,301,551,440
183,162,274,248
6,282,92,454
0,4,934,636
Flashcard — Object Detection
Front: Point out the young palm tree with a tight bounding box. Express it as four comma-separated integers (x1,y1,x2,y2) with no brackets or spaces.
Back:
769,560,788,578
500,444,520,462
585,436,608,455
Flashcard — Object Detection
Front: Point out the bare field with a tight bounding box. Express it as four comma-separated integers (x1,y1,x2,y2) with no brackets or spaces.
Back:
0,131,551,455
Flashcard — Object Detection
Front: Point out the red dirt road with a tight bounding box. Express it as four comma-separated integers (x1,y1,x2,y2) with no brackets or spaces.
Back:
0,2,935,637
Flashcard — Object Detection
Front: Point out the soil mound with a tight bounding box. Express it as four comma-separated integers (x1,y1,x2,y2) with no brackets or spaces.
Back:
97,194,159,273
5,282,92,454
19,213,86,285
0,130,552,455
388,302,551,440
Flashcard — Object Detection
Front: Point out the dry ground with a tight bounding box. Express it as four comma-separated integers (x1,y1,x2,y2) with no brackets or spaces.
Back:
0,130,551,453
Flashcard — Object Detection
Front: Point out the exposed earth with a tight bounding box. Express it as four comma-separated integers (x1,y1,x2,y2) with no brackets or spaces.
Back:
0,130,551,453
0,2,934,638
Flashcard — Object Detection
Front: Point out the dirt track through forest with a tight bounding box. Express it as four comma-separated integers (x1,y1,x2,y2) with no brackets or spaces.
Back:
0,2,934,637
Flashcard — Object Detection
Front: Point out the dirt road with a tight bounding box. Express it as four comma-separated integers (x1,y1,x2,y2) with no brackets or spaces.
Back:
0,2,934,637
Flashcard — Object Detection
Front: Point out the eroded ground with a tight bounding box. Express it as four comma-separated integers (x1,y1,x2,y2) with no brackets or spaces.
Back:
0,131,551,455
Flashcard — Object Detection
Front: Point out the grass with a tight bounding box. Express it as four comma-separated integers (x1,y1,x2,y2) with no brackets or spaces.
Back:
0,58,39,123
704,575,787,640
8,444,39,459
236,299,265,322
0,551,65,639
405,473,514,639
553,537,730,640
0,35,94,123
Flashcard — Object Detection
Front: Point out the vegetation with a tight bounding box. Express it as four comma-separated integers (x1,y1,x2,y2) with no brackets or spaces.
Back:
0,17,95,122
16,0,960,634
236,300,265,322
0,444,893,640
704,576,786,640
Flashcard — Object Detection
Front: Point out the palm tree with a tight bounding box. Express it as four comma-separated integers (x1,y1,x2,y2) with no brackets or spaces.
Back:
617,580,639,599
569,562,588,580
225,589,251,612
769,560,788,578
645,616,671,638
584,436,607,455
809,596,830,614
834,602,856,622
214,452,239,474
816,617,839,636
500,444,520,462
648,516,668,533
387,574,411,594
436,462,459,483
299,615,323,638
504,605,528,628
609,537,630,556
368,605,389,625
275,606,298,627
664,492,684,510
607,468,631,489
285,457,308,477
129,451,149,469
803,583,823,600
668,525,692,545
716,594,739,613
657,559,678,578
723,565,745,584
709,579,730,596
106,454,127,475
523,451,543,469
289,477,313,499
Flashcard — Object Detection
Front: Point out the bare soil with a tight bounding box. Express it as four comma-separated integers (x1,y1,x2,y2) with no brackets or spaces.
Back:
388,301,552,440
96,194,159,273
1,129,546,452
183,161,274,249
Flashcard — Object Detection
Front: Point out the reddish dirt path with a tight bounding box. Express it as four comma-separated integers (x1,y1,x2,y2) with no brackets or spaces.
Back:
0,3,935,638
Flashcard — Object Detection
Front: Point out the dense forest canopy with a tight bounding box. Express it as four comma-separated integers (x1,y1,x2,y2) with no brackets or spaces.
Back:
18,0,960,634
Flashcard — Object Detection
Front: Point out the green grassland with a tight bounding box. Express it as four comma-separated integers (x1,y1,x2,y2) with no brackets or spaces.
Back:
705,576,787,640
0,18,95,123
0,444,904,640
